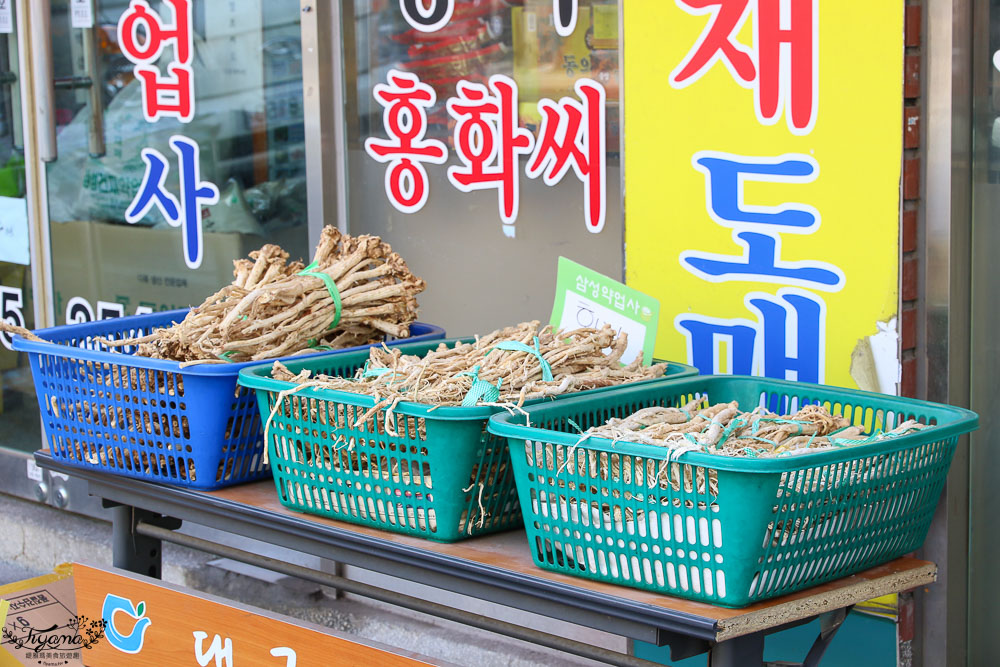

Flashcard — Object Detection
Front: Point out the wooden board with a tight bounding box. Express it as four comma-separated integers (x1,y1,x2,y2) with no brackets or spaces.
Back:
211,482,937,640
73,563,451,666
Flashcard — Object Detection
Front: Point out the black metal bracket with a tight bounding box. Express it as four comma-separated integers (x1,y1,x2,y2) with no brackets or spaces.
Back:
764,606,851,667
110,505,181,579
656,628,713,661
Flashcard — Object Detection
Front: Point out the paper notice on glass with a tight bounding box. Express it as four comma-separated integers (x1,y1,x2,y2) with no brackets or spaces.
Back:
550,257,660,366
0,565,83,666
205,0,262,39
0,0,12,34
71,0,94,28
0,197,29,265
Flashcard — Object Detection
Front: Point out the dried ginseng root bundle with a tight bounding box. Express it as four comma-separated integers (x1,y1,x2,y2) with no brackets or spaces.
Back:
97,227,426,363
583,399,928,459
271,322,666,416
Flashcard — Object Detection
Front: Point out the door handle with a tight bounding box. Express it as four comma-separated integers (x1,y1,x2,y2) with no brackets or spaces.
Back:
53,75,92,89
81,0,105,157
28,0,56,162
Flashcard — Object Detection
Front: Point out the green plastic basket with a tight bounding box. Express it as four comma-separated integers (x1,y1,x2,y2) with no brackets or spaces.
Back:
238,338,697,542
487,375,978,606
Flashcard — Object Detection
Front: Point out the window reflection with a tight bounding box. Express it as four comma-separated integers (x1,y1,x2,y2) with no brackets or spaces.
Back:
45,1,309,323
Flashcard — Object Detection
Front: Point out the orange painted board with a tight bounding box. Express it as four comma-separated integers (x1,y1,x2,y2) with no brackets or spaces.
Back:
72,563,451,666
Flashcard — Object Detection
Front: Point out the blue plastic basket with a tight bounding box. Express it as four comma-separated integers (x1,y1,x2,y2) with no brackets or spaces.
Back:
13,309,445,490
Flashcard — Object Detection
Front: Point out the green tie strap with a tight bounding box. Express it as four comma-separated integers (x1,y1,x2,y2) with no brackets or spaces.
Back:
456,365,502,407
297,261,343,330
363,362,396,379
488,337,554,382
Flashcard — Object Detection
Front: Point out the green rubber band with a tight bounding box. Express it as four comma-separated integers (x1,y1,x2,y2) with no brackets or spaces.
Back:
751,435,779,448
717,416,747,449
487,337,554,382
680,408,692,421
566,418,584,434
831,430,883,447
306,338,333,351
217,351,237,362
757,417,807,435
297,261,343,330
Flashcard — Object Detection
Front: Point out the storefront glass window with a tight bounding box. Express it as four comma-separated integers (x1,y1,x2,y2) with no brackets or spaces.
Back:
340,0,624,335
44,0,310,325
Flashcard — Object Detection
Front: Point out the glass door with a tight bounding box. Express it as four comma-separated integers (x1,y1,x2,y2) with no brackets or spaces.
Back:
40,0,310,326
0,0,314,471
0,1,41,456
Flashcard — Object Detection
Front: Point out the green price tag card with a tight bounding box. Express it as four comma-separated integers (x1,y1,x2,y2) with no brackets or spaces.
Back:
550,257,660,365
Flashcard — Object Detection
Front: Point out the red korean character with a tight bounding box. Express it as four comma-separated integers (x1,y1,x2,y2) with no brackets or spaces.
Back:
117,0,194,123
756,0,816,134
669,0,755,88
525,78,607,234
118,0,192,65
446,75,534,231
364,70,448,214
669,0,817,135
133,63,193,123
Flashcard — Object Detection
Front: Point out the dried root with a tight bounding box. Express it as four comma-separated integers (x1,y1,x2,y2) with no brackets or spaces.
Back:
271,322,665,413
0,322,45,343
98,227,426,362
583,400,928,459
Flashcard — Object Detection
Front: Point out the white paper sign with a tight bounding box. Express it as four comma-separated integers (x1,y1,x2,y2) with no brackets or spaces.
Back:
26,459,43,482
205,0,261,39
550,257,660,366
556,291,649,366
0,0,13,34
0,196,29,265
71,0,94,28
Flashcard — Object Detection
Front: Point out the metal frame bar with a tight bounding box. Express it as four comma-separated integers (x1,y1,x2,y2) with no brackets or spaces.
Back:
920,1,973,665
18,0,55,328
134,519,664,667
37,452,926,667
71,471,714,645
962,0,1000,663
300,0,345,250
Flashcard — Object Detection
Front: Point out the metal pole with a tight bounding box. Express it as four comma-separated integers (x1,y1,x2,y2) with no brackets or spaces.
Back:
81,1,105,158
27,0,56,161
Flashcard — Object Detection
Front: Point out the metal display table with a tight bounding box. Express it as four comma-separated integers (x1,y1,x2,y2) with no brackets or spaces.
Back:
35,451,935,667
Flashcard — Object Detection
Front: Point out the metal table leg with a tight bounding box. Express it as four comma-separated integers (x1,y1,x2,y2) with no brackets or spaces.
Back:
110,504,181,578
710,632,766,667
799,607,849,667
763,607,852,667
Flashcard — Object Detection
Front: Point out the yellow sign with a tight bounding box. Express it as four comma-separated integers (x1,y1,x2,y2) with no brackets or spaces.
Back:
624,1,902,390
